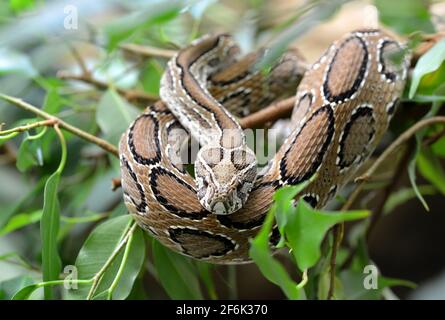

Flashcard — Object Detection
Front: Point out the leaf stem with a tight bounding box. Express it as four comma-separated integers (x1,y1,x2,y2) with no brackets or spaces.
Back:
327,223,343,300
86,221,137,300
0,119,55,136
53,124,67,175
106,226,136,299
57,71,158,103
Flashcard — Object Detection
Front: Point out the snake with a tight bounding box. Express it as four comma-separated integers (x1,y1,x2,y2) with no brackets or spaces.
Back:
119,29,410,264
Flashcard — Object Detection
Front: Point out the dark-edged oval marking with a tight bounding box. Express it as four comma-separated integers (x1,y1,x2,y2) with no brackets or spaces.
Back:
280,105,335,185
337,105,376,169
120,156,147,213
128,113,161,166
216,182,277,230
292,91,314,125
150,167,208,220
378,40,405,82
323,35,369,104
168,227,236,258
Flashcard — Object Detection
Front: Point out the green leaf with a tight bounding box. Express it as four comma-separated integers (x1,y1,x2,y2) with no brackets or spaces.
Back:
196,262,217,299
417,148,445,195
256,0,347,71
406,98,443,211
384,185,436,214
286,200,368,270
0,209,42,237
340,269,416,300
40,171,62,300
43,89,62,115
96,89,139,145
432,136,445,158
12,283,40,300
152,241,203,300
104,1,182,50
40,126,66,300
0,177,46,228
409,39,445,98
0,275,34,300
16,131,44,172
249,211,304,300
375,0,435,35
140,60,162,95
273,182,310,247
9,0,36,13
96,226,145,300
66,216,144,300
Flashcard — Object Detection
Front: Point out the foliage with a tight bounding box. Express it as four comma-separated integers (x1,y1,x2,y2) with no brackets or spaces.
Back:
0,0,444,300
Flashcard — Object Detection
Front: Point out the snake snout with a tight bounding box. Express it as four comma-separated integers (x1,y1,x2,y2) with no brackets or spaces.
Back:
212,201,229,215
209,188,243,215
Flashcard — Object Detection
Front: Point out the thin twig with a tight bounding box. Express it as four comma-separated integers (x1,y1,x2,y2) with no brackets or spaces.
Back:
365,143,414,242
0,119,56,135
239,97,296,129
119,43,177,59
423,127,445,146
340,144,413,271
356,117,445,182
327,223,343,300
339,117,445,271
67,43,91,77
57,71,158,103
342,116,445,211
0,93,119,157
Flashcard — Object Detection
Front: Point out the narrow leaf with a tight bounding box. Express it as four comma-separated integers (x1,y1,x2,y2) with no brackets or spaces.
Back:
40,171,62,299
286,201,368,270
65,215,143,300
417,148,445,195
409,39,445,98
249,211,304,300
96,89,139,145
152,241,203,300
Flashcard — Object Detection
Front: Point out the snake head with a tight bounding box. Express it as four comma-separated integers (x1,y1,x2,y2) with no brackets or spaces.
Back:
195,145,257,215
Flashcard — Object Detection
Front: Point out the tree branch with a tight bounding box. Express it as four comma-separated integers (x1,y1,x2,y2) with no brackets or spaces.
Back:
119,43,177,59
0,93,119,157
0,119,56,135
239,97,296,129
57,71,158,104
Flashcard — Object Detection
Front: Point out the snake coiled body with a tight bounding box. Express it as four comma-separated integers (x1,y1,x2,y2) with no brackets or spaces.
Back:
119,29,409,264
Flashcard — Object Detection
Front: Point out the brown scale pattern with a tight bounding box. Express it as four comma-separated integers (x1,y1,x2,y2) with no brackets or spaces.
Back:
209,49,306,116
324,36,367,102
119,29,409,263
338,107,375,168
128,115,159,163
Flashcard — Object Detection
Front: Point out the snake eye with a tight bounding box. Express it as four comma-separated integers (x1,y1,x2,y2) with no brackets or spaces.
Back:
236,182,244,194
202,147,223,168
231,150,254,171
208,57,220,67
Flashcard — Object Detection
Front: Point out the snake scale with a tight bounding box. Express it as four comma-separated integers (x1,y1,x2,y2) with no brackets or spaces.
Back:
119,29,410,264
